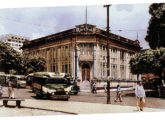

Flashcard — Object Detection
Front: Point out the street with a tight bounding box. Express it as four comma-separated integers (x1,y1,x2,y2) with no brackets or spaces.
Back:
1,87,165,109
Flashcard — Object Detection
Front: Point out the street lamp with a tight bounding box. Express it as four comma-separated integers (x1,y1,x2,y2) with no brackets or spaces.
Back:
104,4,111,104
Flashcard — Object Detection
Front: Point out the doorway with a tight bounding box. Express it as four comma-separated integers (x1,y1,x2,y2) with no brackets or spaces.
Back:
82,63,90,81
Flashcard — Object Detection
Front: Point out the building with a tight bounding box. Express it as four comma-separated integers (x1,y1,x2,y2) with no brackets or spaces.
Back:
0,34,29,52
22,24,141,87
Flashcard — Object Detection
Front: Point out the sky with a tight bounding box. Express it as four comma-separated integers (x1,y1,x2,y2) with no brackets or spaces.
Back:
0,3,151,49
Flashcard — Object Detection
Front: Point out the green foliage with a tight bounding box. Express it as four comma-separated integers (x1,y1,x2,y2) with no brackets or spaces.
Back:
0,42,22,72
0,41,46,75
130,48,165,78
145,3,165,49
18,54,46,75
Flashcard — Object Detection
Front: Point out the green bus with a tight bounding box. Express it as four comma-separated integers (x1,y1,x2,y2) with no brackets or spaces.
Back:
30,72,79,100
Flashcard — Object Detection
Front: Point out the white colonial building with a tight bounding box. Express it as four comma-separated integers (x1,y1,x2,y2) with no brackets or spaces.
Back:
0,34,29,52
22,24,141,88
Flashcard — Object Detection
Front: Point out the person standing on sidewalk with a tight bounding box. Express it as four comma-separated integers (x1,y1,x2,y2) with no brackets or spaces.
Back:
114,85,122,102
8,79,15,99
0,84,3,98
135,81,146,111
90,80,94,93
92,81,97,94
104,81,107,93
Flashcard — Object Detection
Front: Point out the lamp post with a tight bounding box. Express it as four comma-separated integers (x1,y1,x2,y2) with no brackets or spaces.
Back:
104,4,111,104
75,44,78,80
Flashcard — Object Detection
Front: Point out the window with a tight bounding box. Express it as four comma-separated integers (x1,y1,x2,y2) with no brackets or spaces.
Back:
53,65,55,72
69,64,71,74
120,65,125,80
111,64,117,79
56,63,58,72
111,48,117,58
103,63,106,77
62,64,64,73
120,50,125,60
65,64,68,73
65,46,68,57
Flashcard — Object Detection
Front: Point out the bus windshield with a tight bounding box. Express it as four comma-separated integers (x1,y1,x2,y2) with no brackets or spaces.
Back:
46,78,69,84
18,78,26,81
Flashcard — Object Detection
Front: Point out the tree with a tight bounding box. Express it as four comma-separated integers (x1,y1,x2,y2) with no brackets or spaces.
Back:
20,54,46,75
0,41,46,75
130,48,165,82
145,3,165,49
0,42,22,73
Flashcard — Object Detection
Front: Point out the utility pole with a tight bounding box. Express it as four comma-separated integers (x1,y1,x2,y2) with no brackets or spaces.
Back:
75,43,78,81
104,4,111,104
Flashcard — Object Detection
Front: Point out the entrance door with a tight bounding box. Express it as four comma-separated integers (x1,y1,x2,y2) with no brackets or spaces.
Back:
82,63,90,81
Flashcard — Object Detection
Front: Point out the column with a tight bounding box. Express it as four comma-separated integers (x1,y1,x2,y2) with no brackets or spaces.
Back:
72,47,75,78
125,52,129,80
117,50,120,79
77,48,80,80
93,44,97,78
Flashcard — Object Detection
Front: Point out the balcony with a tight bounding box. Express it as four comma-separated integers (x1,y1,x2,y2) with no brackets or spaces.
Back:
79,55,93,62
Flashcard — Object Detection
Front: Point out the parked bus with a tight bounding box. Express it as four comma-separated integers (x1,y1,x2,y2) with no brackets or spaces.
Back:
10,75,26,88
30,72,79,100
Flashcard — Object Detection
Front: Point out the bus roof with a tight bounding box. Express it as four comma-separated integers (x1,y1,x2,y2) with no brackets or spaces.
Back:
33,72,72,78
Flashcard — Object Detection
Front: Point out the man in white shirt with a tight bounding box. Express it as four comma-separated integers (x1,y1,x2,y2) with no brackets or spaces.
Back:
0,84,3,98
135,81,146,111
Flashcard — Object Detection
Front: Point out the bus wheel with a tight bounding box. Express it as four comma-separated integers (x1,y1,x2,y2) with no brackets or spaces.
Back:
36,94,42,99
74,92,78,95
47,93,50,99
64,98,69,101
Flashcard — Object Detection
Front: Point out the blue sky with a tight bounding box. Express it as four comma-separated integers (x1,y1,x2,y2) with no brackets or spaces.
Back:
0,3,151,49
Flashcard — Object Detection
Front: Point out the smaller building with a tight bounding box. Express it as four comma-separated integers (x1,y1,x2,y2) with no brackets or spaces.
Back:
0,34,29,52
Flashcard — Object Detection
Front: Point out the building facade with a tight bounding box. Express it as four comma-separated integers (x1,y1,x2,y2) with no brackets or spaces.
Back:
0,34,29,52
22,24,141,83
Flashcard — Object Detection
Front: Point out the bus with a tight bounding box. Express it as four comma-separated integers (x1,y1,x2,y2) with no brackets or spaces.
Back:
30,72,79,100
10,75,26,88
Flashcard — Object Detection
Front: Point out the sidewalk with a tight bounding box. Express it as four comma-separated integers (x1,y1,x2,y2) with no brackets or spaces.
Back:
0,99,164,117
81,87,134,92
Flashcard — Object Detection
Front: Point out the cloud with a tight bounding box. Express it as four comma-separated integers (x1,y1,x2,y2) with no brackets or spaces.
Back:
31,33,42,39
0,4,151,49
0,24,7,34
115,4,134,12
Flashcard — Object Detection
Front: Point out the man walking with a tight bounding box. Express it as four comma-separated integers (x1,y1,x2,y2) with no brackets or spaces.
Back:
135,81,146,111
114,85,122,102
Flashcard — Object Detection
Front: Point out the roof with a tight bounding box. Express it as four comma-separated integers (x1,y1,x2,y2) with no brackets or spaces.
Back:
22,24,141,49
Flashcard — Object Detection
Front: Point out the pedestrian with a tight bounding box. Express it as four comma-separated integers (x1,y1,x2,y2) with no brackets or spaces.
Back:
135,81,146,111
92,81,97,94
8,79,15,99
157,85,161,97
104,81,107,93
0,84,3,99
90,80,94,93
114,85,122,102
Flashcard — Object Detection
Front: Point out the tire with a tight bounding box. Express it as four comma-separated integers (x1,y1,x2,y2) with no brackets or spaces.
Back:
36,93,42,99
74,92,78,95
17,84,20,88
64,98,69,101
47,93,50,99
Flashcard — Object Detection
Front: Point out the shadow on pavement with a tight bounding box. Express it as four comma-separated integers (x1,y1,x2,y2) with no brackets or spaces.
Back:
0,104,77,115
21,106,77,115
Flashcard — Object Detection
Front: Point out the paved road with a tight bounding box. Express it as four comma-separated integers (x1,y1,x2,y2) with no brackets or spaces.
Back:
1,87,165,109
